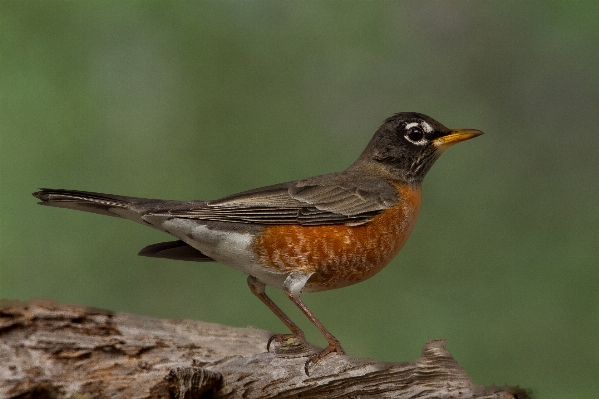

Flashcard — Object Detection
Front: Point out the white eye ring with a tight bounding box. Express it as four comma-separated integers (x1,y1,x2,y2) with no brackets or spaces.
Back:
404,123,428,145
406,121,433,133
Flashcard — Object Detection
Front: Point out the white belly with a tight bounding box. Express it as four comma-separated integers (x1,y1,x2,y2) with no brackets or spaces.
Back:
143,216,288,289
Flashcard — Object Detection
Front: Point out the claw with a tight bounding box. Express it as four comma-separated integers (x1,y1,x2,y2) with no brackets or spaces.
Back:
303,343,346,375
266,335,277,352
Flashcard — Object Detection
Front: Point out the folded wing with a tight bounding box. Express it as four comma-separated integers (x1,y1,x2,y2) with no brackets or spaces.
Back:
163,171,399,226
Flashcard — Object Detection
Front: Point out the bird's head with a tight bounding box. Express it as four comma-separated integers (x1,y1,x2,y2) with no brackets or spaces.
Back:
349,112,483,184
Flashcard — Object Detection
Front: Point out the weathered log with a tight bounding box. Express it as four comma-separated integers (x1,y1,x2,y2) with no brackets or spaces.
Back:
0,300,527,399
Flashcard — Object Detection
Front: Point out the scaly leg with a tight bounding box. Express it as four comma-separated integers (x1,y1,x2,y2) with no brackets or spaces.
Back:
247,276,306,350
283,272,346,374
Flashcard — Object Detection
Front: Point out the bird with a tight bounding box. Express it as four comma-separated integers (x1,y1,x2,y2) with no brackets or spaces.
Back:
33,112,482,374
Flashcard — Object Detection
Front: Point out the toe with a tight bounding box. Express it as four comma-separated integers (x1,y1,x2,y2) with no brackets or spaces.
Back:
303,343,345,375
267,333,305,352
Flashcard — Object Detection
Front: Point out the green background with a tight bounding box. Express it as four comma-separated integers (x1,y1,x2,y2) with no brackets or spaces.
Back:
2,2,598,397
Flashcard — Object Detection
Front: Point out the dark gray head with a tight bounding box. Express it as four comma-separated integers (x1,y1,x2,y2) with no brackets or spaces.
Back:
348,112,483,185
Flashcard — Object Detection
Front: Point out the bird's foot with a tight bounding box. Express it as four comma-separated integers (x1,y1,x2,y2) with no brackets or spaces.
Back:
267,333,307,353
304,341,346,376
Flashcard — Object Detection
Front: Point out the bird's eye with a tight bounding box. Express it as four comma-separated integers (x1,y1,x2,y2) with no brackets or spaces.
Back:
405,127,425,143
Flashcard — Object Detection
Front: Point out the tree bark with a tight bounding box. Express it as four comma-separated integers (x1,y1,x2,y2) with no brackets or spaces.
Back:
0,300,527,399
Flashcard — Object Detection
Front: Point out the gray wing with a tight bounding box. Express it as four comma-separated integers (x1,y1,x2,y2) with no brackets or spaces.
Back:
165,172,399,226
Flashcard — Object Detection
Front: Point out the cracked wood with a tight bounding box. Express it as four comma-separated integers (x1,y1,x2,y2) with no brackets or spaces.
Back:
0,300,527,399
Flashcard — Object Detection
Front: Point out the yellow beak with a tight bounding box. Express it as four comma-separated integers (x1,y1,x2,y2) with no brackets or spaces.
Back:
433,128,484,149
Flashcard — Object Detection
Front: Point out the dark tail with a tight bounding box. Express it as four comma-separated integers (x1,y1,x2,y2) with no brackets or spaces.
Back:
33,188,216,262
138,240,214,262
33,188,147,222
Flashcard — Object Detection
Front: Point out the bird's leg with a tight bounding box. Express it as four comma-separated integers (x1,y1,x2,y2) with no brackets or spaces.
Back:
283,272,346,374
247,276,306,351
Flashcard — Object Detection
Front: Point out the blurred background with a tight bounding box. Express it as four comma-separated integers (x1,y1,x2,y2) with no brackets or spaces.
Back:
1,2,598,397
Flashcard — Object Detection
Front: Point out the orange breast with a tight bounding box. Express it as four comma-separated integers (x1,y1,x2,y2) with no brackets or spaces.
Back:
253,183,422,292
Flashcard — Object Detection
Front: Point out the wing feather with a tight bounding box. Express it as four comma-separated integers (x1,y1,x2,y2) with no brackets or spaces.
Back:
162,171,399,226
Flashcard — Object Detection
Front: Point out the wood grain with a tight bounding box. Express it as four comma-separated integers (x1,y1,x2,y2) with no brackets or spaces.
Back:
0,300,527,399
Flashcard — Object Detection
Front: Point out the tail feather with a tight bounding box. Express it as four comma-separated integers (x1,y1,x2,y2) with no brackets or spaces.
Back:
33,188,131,207
138,240,215,262
33,188,145,222
33,189,215,263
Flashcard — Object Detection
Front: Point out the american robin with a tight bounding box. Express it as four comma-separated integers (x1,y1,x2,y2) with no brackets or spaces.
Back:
33,112,482,373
